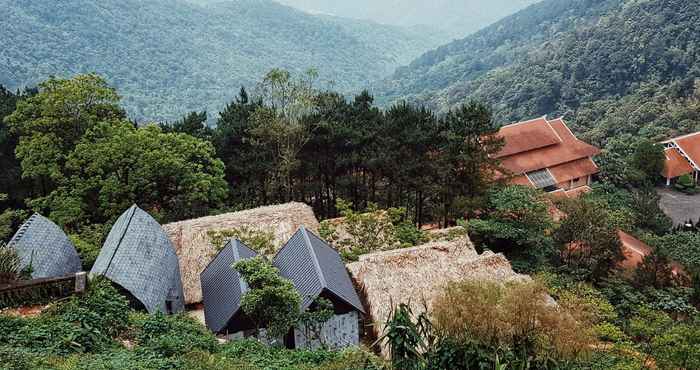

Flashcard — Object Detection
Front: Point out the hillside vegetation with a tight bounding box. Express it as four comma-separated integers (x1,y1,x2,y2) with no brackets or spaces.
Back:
0,0,442,121
377,0,700,144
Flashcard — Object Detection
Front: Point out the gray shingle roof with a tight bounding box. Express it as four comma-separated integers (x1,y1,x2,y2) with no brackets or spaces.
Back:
8,213,82,279
200,240,257,333
274,227,364,314
90,205,184,314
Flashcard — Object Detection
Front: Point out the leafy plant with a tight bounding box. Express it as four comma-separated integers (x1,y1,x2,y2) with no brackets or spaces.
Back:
0,241,20,283
132,312,218,357
234,257,302,340
207,226,276,256
320,199,426,261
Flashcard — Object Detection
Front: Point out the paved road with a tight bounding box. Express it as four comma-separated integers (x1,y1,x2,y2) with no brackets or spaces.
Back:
657,187,700,226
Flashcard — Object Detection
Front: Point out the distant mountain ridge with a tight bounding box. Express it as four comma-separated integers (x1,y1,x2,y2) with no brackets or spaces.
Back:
375,0,700,143
0,0,444,121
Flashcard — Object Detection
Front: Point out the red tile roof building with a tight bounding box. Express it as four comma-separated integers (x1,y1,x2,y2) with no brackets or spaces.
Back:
661,132,700,185
494,117,601,193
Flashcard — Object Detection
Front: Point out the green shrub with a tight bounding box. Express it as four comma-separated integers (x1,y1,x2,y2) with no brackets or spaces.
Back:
69,225,107,270
51,277,131,338
207,226,276,256
0,241,20,283
320,199,426,262
0,346,40,370
0,315,90,356
132,312,218,357
674,174,697,194
594,323,628,343
234,257,301,339
221,339,339,369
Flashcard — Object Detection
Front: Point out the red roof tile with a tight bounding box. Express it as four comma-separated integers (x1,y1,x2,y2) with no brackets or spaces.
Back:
493,117,562,159
673,132,700,168
497,118,601,175
618,230,652,270
511,175,533,186
549,158,599,183
662,148,693,179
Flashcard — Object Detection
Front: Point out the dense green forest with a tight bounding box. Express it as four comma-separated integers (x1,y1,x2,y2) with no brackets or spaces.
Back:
0,72,503,257
0,0,443,122
376,0,700,145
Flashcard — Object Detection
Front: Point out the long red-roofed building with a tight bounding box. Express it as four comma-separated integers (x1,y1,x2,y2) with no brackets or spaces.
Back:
493,116,601,195
661,132,700,186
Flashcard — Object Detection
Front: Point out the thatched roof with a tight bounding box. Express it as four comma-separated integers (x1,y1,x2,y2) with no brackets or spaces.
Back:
347,234,527,354
163,202,319,304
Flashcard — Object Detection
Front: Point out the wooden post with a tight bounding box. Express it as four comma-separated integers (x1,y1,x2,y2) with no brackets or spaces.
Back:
74,272,87,294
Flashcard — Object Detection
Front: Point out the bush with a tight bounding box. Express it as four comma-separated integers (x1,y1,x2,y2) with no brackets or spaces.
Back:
69,224,108,270
234,257,301,339
0,241,20,283
51,277,131,338
207,226,277,256
674,174,697,194
431,280,595,365
319,199,426,261
131,312,218,357
220,339,339,369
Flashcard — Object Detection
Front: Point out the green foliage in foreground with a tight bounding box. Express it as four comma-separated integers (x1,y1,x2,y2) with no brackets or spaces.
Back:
0,277,382,370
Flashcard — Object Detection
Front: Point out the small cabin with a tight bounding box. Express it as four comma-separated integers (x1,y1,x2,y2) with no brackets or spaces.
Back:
274,227,365,350
8,213,82,279
200,239,258,335
90,205,184,314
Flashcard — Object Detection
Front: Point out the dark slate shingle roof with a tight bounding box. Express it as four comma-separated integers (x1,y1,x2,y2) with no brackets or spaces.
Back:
200,239,258,333
8,213,82,279
274,227,364,314
90,205,184,314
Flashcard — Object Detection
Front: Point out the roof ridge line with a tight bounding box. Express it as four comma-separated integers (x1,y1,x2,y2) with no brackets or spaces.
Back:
499,115,548,129
662,131,700,143
105,205,138,275
301,226,327,289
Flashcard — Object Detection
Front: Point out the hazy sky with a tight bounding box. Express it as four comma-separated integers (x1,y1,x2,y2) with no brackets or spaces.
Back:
274,0,539,38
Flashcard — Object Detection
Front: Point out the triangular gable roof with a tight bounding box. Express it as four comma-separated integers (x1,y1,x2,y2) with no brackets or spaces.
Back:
662,148,694,179
662,132,700,173
200,239,258,333
274,227,364,314
8,214,82,279
90,205,184,314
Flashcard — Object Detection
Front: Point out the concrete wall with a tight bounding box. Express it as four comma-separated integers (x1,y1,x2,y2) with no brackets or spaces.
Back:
294,311,359,350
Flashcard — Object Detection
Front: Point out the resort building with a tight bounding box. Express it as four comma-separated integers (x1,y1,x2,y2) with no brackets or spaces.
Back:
494,116,601,196
200,239,258,335
90,205,185,314
661,131,700,185
8,214,82,279
273,227,365,350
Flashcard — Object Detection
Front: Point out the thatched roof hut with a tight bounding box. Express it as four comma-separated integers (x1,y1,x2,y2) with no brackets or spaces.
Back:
163,202,319,304
9,214,82,279
347,234,527,354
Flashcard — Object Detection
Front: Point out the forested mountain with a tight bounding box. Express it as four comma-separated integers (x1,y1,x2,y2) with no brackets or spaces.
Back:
0,0,443,121
377,0,700,145
273,0,539,41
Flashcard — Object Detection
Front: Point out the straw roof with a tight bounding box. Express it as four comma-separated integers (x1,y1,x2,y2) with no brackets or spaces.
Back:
347,235,528,354
163,202,319,304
